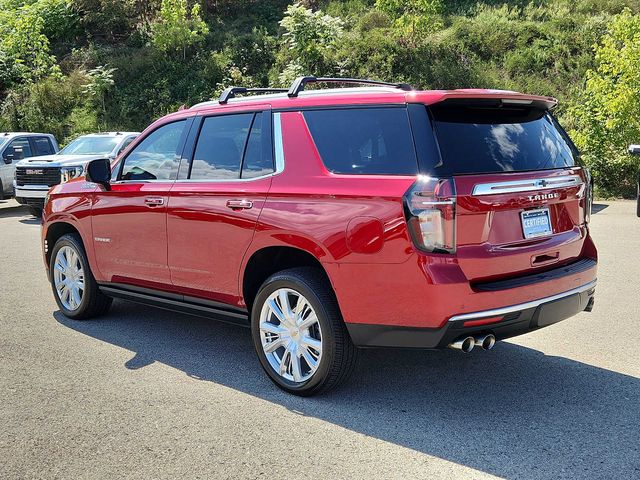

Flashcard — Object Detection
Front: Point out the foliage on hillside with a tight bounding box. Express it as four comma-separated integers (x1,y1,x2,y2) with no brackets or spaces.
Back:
0,0,638,197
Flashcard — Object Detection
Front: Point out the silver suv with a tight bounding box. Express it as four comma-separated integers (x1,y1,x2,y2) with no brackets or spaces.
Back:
14,132,138,216
0,132,59,200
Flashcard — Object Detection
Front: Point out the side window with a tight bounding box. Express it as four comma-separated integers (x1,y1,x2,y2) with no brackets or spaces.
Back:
3,138,32,161
119,121,186,181
117,136,136,156
190,114,253,180
303,107,418,175
33,137,54,156
241,113,274,179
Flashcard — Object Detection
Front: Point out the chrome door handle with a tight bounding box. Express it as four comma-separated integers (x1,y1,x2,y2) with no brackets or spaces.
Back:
226,199,253,210
144,197,164,206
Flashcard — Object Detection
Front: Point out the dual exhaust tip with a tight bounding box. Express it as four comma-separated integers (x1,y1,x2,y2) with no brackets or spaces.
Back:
449,334,496,353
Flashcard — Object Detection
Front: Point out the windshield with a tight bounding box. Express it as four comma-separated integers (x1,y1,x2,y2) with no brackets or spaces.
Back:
424,104,579,176
59,136,119,155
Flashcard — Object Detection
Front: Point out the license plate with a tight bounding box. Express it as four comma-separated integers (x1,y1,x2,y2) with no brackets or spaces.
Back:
521,208,552,239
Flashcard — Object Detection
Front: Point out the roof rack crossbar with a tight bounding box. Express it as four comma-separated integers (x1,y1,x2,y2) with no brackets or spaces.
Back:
218,87,289,104
287,76,412,98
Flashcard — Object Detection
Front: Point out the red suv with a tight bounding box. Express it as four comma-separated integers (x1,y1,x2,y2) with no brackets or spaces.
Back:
42,77,597,395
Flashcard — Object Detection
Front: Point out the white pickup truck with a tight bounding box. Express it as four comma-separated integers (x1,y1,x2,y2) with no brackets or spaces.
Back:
14,132,138,216
0,132,59,200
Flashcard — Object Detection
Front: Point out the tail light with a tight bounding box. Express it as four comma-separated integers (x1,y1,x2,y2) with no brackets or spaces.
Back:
403,176,456,254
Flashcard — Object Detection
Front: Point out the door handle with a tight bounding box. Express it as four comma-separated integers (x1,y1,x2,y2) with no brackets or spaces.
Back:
226,199,253,210
144,197,165,206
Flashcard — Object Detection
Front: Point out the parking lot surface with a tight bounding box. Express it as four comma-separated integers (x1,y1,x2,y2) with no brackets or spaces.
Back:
1,199,638,479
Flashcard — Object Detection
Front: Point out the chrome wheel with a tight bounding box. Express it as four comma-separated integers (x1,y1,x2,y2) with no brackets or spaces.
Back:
53,245,85,311
259,288,323,383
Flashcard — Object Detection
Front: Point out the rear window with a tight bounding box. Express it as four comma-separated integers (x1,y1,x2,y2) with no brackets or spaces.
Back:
424,103,578,176
303,107,418,175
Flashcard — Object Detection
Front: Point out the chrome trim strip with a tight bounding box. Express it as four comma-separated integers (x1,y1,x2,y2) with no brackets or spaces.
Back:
416,200,455,206
448,279,597,322
472,175,582,196
273,112,285,172
14,187,50,198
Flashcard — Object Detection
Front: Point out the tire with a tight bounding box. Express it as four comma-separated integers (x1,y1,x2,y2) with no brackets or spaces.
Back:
27,206,42,217
0,180,4,200
251,267,358,396
49,233,112,320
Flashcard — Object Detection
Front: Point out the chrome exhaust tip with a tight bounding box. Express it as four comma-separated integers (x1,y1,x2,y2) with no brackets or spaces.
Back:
475,334,496,351
448,336,475,353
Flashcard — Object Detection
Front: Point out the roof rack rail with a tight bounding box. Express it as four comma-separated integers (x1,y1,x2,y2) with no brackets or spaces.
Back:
287,76,412,98
219,87,289,104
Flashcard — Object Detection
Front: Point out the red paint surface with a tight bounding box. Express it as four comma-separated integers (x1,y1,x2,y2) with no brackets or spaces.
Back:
42,87,596,331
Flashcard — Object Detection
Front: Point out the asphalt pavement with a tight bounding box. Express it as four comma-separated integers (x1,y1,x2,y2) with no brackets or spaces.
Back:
0,199,638,479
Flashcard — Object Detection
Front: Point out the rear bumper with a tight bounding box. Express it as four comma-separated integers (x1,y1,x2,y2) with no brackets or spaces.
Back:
346,279,596,348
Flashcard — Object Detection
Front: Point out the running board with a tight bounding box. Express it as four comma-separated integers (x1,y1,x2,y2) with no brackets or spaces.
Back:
98,284,249,327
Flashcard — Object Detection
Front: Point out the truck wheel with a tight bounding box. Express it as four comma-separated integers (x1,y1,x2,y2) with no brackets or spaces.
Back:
49,233,112,320
251,267,358,396
27,206,42,217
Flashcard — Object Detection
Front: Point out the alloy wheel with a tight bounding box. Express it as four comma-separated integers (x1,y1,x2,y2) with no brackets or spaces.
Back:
259,288,323,383
53,245,85,311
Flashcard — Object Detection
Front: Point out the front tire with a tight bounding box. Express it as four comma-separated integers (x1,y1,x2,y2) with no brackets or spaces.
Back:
251,267,357,396
27,206,42,217
49,233,112,320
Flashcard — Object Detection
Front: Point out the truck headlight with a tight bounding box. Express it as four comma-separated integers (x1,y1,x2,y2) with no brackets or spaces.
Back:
60,166,84,183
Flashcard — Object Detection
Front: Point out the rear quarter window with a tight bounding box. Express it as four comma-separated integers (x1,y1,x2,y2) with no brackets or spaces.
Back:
303,107,418,175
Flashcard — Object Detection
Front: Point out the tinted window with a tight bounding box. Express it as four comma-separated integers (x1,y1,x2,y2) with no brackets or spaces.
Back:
120,120,186,181
241,113,273,179
190,114,253,180
3,138,32,160
33,137,54,156
303,108,418,175
60,136,119,155
428,104,578,175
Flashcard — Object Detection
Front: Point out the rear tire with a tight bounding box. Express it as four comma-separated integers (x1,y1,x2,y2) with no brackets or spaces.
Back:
251,267,358,396
49,233,112,320
27,206,42,217
0,180,4,200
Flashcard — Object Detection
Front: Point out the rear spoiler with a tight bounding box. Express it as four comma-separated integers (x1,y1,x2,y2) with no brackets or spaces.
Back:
420,90,558,111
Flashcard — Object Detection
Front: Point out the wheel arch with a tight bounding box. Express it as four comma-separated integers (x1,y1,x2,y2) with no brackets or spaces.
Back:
44,222,83,266
241,245,335,314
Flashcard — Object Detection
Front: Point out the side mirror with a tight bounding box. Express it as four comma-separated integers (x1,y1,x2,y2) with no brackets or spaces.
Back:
3,154,13,164
86,158,111,190
628,145,640,155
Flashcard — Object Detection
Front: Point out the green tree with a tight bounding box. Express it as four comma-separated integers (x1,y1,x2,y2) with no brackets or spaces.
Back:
150,0,208,59
0,4,60,83
375,0,443,43
276,2,344,84
82,65,116,117
571,9,640,197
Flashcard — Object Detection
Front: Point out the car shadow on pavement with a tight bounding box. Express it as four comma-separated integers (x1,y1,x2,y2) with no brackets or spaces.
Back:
591,203,609,214
0,208,29,219
54,302,639,479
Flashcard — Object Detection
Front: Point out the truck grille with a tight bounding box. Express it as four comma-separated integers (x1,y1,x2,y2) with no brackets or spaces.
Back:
15,166,61,187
